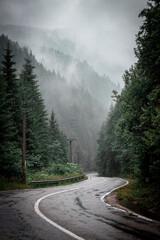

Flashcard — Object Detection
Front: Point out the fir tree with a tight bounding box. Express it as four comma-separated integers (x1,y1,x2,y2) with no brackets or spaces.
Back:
50,110,68,163
0,53,21,179
96,0,160,183
1,42,21,136
1,42,17,101
19,57,51,171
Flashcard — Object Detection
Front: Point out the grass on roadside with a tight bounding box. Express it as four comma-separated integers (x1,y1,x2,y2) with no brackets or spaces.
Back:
0,162,85,191
0,180,31,191
0,173,87,191
116,178,160,221
27,171,83,183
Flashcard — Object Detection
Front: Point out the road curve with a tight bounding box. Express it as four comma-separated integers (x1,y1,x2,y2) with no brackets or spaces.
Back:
0,173,160,240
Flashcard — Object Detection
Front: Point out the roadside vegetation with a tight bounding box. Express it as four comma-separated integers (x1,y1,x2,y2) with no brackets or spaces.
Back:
0,163,84,191
27,163,83,182
116,177,160,221
96,0,160,221
0,35,84,191
0,179,30,191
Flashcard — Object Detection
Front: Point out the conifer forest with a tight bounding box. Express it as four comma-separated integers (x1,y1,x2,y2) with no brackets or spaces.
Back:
0,0,160,222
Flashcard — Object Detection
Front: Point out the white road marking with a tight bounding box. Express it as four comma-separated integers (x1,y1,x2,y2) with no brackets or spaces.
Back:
101,179,153,222
35,177,152,240
34,188,85,240
34,177,106,240
101,178,129,203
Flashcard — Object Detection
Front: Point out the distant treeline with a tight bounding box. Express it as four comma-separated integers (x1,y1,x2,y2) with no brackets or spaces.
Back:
96,0,160,184
0,43,69,181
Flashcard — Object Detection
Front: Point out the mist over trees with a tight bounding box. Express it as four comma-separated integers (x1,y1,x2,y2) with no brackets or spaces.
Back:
0,41,70,180
96,0,160,184
1,1,158,185
0,32,118,170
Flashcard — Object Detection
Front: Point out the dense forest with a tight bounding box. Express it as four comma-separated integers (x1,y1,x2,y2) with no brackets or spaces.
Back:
0,32,117,182
0,43,83,182
0,32,118,170
96,0,160,185
1,0,159,198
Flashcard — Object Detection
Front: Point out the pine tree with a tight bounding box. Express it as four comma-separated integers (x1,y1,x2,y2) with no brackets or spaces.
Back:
96,104,121,177
135,0,160,182
135,0,160,82
50,110,61,141
0,49,21,179
19,57,51,171
96,0,160,183
1,42,17,100
1,42,21,135
50,110,68,163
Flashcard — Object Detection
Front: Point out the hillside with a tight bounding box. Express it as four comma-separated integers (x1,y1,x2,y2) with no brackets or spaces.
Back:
0,24,119,109
0,30,118,170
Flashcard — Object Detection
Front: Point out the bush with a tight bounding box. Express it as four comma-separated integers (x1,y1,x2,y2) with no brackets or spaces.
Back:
26,154,42,171
52,162,83,175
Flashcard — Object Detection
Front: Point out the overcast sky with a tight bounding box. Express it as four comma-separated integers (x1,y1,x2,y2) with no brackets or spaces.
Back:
0,0,148,86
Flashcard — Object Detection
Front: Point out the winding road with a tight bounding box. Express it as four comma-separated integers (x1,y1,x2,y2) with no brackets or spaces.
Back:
0,173,160,240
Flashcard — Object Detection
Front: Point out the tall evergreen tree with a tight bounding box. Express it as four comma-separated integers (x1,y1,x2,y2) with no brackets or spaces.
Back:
0,47,21,179
96,0,160,183
135,0,160,182
19,57,51,171
1,42,17,101
50,110,68,163
1,42,21,135
135,0,160,82
96,104,121,177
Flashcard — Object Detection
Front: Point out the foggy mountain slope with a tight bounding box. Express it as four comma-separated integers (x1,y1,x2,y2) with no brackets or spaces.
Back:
0,24,120,110
0,34,108,170
0,24,119,170
0,24,76,56
39,46,116,109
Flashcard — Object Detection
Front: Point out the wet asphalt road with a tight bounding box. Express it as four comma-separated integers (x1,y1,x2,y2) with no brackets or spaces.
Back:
0,173,160,240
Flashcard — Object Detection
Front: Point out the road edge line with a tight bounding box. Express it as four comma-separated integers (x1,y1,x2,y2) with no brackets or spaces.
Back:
34,188,85,240
34,176,106,240
101,178,153,222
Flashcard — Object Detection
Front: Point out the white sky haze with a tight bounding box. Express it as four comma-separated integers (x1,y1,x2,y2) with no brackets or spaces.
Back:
0,0,148,86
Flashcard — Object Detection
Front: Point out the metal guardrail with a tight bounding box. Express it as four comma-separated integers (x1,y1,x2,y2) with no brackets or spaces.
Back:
28,175,85,186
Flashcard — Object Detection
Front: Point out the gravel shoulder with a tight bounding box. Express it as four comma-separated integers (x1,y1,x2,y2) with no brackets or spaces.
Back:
106,191,130,211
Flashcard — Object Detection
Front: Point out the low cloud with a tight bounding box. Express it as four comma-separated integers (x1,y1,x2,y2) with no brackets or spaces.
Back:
0,0,148,86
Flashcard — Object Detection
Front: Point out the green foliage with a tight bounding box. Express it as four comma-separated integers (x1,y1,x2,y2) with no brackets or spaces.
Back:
0,142,22,180
1,42,17,101
19,57,52,171
135,0,160,82
52,162,83,175
95,104,121,177
0,45,22,179
0,39,72,182
116,179,160,220
0,33,118,172
96,0,160,185
27,163,83,182
49,110,69,164
0,178,30,191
